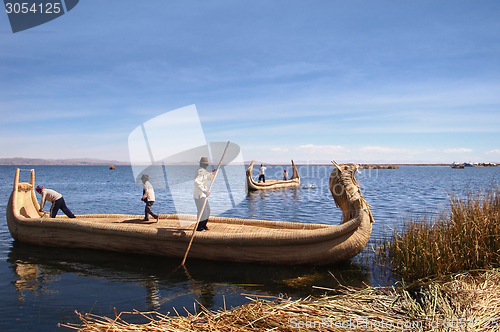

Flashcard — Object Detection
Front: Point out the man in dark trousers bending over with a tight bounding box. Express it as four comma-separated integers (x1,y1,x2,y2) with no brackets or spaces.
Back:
35,184,76,218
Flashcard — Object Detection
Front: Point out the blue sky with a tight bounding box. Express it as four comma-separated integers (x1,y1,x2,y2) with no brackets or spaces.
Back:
1,1,499,164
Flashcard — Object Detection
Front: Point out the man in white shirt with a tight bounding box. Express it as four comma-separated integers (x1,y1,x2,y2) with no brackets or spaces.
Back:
35,185,75,218
141,174,159,223
258,164,266,183
193,157,216,231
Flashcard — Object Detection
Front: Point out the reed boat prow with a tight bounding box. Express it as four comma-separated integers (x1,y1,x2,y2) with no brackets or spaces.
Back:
330,161,374,224
6,164,373,265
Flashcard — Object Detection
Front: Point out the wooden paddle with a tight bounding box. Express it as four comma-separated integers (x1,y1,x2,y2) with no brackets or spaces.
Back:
181,141,230,265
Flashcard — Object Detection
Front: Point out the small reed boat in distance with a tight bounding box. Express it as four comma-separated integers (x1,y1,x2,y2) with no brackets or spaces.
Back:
246,160,300,191
6,163,373,265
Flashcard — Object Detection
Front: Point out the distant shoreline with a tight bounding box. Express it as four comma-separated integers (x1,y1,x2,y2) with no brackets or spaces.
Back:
1,158,497,167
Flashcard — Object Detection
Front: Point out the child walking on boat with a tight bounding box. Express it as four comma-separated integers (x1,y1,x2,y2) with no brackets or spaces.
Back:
35,185,76,218
141,174,159,223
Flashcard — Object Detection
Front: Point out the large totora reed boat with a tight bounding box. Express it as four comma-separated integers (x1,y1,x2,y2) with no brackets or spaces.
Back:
6,163,373,265
246,160,301,191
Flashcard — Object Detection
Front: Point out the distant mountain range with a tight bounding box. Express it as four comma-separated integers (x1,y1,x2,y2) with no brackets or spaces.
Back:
0,158,130,166
0,157,252,166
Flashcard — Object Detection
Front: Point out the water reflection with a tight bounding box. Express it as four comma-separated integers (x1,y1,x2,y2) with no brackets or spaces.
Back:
144,277,161,310
12,260,64,303
8,241,372,314
14,262,42,302
245,187,303,222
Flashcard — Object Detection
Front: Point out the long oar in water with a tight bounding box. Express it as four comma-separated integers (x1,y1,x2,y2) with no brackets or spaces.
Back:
181,141,230,266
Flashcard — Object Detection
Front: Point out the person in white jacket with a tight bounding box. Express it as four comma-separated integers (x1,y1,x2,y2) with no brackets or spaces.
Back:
193,157,216,231
141,174,159,223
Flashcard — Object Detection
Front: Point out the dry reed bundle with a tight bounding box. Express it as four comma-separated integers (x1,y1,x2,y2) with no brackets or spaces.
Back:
60,270,500,332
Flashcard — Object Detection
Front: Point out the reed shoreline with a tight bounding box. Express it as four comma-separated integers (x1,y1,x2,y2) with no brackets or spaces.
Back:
60,269,500,331
387,187,500,281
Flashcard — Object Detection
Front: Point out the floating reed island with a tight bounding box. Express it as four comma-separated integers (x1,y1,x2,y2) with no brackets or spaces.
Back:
61,269,500,332
359,164,399,169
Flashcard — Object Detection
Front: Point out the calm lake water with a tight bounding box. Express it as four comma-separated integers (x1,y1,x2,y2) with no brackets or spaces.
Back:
1,165,499,331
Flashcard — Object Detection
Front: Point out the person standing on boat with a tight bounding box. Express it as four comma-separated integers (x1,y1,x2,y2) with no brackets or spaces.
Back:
35,185,76,218
283,169,288,181
193,157,216,231
141,174,159,223
258,164,266,183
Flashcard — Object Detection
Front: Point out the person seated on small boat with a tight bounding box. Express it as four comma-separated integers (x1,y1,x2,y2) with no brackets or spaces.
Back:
283,169,288,181
193,157,216,231
35,185,76,218
141,174,159,223
258,164,266,183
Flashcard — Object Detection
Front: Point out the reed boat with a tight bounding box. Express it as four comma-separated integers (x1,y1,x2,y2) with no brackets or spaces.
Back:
246,160,300,191
6,163,373,265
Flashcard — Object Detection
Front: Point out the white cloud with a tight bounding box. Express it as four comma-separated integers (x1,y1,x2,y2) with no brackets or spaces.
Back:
443,148,473,154
271,147,289,153
296,144,350,154
358,146,413,154
486,149,500,155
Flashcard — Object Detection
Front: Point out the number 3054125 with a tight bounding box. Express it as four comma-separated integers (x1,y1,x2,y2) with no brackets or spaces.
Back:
5,3,62,14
